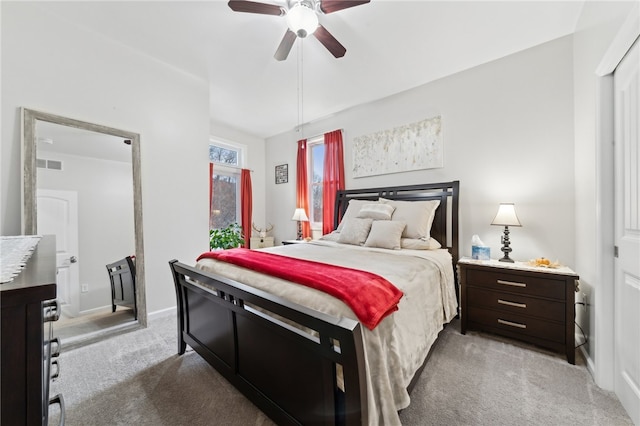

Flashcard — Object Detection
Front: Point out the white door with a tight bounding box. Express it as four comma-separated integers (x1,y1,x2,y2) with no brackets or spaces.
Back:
613,37,640,425
37,189,80,318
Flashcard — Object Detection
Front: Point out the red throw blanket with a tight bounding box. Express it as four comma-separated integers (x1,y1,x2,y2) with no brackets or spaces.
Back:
197,248,403,330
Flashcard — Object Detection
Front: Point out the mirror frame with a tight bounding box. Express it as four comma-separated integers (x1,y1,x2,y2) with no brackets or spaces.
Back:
22,108,147,327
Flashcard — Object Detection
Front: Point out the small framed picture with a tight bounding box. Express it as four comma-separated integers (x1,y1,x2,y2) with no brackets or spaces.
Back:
275,164,288,184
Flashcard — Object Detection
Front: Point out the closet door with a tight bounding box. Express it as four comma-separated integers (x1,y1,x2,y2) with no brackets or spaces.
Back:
613,36,640,426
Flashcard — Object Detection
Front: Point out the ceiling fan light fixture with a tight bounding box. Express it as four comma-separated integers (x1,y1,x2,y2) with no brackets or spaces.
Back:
286,2,318,38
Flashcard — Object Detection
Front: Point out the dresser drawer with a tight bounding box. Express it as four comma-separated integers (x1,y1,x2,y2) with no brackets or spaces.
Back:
467,287,565,322
468,306,565,344
467,268,566,300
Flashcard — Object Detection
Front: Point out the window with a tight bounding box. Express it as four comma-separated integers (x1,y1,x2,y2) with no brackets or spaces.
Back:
308,137,324,228
209,140,243,230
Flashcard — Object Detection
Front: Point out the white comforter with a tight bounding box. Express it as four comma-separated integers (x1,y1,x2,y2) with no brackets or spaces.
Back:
196,240,458,425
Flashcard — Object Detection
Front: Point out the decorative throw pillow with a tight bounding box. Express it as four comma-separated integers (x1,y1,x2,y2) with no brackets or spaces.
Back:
336,199,373,232
379,198,440,240
364,221,406,250
337,218,373,245
319,231,340,242
400,238,442,250
357,203,395,221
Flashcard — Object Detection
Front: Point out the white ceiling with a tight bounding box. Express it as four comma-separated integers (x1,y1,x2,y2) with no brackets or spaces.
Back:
37,1,584,139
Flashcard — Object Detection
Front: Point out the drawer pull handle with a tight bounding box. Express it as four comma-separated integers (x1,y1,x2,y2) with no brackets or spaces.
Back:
498,319,527,329
497,279,526,288
498,299,527,309
51,359,60,379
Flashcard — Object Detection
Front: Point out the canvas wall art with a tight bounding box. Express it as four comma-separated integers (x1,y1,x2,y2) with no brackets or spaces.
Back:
352,115,443,178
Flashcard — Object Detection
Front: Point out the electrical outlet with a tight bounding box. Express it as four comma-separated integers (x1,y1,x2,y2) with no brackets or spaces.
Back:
81,283,89,293
582,292,588,309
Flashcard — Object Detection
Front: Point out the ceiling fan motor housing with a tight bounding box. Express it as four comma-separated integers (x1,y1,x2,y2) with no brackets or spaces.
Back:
286,0,319,38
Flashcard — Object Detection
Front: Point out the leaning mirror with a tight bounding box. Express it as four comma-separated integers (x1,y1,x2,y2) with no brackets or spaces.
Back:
22,108,146,346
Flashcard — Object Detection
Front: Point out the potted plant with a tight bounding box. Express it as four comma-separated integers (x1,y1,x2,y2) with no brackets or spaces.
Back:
209,223,244,250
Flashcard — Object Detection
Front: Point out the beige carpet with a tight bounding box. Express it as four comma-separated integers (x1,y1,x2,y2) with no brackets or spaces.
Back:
48,312,632,425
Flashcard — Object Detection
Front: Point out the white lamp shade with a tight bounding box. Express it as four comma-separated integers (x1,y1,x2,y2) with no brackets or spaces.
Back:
491,203,522,227
292,208,309,222
286,3,318,38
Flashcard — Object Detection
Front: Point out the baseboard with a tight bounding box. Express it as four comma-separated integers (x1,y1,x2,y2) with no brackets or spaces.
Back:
78,304,112,316
580,345,596,381
148,305,177,321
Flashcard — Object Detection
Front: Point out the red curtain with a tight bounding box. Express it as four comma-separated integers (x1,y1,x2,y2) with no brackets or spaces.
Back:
296,139,311,239
209,163,214,230
241,169,253,248
322,130,345,235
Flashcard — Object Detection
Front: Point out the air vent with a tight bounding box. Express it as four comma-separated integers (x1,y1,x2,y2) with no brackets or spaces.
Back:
36,159,63,171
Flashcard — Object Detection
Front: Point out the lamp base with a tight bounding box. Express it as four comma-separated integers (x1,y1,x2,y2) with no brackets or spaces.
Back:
296,221,303,240
499,225,515,263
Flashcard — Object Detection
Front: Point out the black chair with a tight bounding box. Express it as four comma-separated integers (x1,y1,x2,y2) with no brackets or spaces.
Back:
106,256,137,320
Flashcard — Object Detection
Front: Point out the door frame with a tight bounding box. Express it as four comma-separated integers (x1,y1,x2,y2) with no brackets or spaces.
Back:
593,5,639,390
37,188,80,317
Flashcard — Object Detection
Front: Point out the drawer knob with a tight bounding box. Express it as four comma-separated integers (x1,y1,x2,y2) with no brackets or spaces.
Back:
497,279,526,288
498,318,527,329
498,299,527,309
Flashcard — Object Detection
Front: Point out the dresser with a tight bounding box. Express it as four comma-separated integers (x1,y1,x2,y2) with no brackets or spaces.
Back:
1,235,63,425
458,257,579,364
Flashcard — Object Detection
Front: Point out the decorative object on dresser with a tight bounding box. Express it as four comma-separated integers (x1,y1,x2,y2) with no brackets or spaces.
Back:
490,203,522,262
291,207,309,240
458,257,579,364
1,235,64,424
250,222,274,249
106,256,138,320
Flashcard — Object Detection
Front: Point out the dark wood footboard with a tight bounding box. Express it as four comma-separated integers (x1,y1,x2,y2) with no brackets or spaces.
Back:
169,260,367,425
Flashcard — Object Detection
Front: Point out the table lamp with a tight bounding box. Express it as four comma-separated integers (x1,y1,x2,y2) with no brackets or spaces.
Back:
491,203,522,262
291,208,309,240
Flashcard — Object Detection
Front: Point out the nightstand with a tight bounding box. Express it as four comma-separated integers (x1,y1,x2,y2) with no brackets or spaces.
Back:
458,257,579,364
281,239,306,245
249,237,274,249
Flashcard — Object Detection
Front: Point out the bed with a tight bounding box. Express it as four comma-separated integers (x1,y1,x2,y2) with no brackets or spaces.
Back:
169,181,460,425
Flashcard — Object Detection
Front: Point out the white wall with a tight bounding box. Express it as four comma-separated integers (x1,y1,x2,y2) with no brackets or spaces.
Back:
38,151,135,313
266,36,576,268
572,0,637,386
1,3,210,314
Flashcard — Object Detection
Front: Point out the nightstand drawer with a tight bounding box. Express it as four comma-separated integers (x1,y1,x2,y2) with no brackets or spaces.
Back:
467,269,566,300
468,306,565,343
467,287,565,322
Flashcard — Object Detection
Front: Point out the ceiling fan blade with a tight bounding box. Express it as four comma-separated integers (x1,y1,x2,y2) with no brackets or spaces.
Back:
319,0,370,14
228,0,284,16
274,29,297,61
314,25,346,58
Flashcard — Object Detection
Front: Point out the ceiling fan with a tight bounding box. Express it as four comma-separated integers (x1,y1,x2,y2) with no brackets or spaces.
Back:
228,0,370,61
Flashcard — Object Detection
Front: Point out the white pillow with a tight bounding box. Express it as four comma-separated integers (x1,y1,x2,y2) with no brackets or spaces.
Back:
364,221,406,250
319,231,340,242
400,237,442,250
337,218,373,245
379,198,440,240
357,203,395,220
336,199,373,232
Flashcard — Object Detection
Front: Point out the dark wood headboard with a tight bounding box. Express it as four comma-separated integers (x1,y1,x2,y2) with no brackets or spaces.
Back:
334,181,460,269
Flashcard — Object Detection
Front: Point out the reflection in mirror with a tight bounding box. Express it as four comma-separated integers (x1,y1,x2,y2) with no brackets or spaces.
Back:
22,108,146,348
